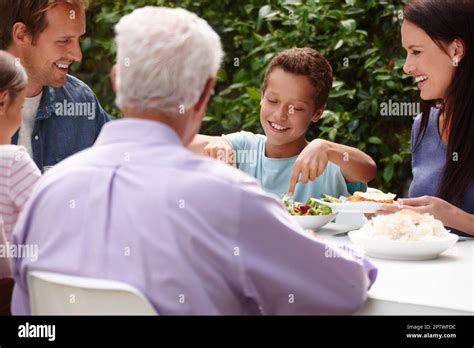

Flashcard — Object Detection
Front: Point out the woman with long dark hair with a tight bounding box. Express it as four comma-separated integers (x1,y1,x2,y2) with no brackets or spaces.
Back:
382,0,474,236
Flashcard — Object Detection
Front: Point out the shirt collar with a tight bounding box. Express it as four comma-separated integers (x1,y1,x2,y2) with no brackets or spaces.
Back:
36,86,56,121
262,136,299,164
95,118,182,146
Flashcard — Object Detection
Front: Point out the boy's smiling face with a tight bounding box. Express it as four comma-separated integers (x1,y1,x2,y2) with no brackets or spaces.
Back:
260,68,322,157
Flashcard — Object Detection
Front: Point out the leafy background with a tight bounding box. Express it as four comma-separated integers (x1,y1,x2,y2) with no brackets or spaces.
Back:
74,0,418,195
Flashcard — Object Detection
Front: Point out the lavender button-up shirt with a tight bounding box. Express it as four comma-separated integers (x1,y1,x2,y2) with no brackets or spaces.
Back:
12,119,377,315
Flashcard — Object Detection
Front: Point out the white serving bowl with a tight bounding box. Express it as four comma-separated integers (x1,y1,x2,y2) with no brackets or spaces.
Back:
292,213,337,230
348,229,459,261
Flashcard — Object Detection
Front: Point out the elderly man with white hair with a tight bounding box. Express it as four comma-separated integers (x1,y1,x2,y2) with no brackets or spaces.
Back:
11,6,376,315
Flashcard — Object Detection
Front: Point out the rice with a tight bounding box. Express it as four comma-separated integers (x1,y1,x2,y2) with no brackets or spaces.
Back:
360,209,449,241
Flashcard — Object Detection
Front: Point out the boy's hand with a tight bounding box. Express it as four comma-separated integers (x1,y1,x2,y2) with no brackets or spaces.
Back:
202,136,236,167
288,139,330,195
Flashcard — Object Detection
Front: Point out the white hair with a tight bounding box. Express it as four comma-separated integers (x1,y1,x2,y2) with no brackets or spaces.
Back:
114,6,224,115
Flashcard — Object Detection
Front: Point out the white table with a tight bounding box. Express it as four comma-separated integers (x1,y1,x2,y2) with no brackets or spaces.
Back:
313,223,474,315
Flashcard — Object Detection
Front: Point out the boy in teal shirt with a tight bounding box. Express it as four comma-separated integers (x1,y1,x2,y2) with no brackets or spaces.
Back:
190,48,376,202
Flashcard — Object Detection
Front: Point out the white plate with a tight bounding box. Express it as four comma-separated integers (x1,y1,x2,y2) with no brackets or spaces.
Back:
348,229,459,260
292,213,337,230
313,199,385,214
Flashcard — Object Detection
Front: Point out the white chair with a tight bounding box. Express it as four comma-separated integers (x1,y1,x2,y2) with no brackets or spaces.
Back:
27,271,157,315
0,219,12,278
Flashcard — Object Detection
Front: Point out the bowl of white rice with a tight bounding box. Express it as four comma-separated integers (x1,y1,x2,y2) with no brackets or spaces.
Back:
348,210,458,260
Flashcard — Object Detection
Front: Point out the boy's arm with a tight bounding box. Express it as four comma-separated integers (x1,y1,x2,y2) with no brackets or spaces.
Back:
188,134,236,166
288,139,376,195
326,141,377,183
187,134,217,154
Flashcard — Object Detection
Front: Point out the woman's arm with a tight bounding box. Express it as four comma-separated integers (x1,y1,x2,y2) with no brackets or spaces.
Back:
450,206,474,236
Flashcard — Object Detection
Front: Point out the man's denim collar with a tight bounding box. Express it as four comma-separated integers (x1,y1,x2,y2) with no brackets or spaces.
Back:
35,86,57,121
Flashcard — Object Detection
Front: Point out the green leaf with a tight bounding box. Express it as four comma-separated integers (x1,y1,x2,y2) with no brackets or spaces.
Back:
361,48,378,57
332,81,345,89
333,39,343,50
246,87,261,101
386,81,395,89
383,163,394,183
364,56,380,69
217,69,227,81
375,75,392,81
266,21,275,34
247,45,266,57
242,117,257,129
321,110,338,120
80,37,92,51
392,154,403,163
368,136,383,144
282,0,302,5
341,19,356,32
345,8,365,15
329,89,355,98
252,32,264,42
258,5,271,18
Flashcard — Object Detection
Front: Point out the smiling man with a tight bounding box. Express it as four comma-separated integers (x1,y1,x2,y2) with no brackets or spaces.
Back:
0,0,109,172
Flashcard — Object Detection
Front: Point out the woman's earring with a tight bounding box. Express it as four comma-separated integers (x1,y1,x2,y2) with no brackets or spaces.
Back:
452,57,459,67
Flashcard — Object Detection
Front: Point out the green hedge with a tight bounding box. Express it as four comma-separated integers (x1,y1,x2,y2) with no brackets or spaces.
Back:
74,0,417,195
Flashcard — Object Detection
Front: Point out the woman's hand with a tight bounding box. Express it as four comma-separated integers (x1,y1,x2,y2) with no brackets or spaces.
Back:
378,195,456,226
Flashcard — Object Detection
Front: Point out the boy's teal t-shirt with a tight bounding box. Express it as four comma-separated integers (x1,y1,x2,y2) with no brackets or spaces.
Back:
224,131,354,202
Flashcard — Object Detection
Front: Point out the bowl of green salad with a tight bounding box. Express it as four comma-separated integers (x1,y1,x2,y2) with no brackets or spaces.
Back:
281,195,337,230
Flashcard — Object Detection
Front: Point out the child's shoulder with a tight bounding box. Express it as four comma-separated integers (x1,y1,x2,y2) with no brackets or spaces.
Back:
0,145,28,158
224,131,266,149
0,145,37,172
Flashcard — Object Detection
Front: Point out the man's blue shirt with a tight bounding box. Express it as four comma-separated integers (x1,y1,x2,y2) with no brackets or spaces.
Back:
12,75,110,172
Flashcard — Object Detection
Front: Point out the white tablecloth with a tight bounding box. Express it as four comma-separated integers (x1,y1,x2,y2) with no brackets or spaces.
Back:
313,222,474,315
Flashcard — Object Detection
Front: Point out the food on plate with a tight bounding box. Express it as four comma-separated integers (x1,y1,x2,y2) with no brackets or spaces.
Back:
320,194,342,203
282,195,333,216
360,210,450,241
346,191,396,203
